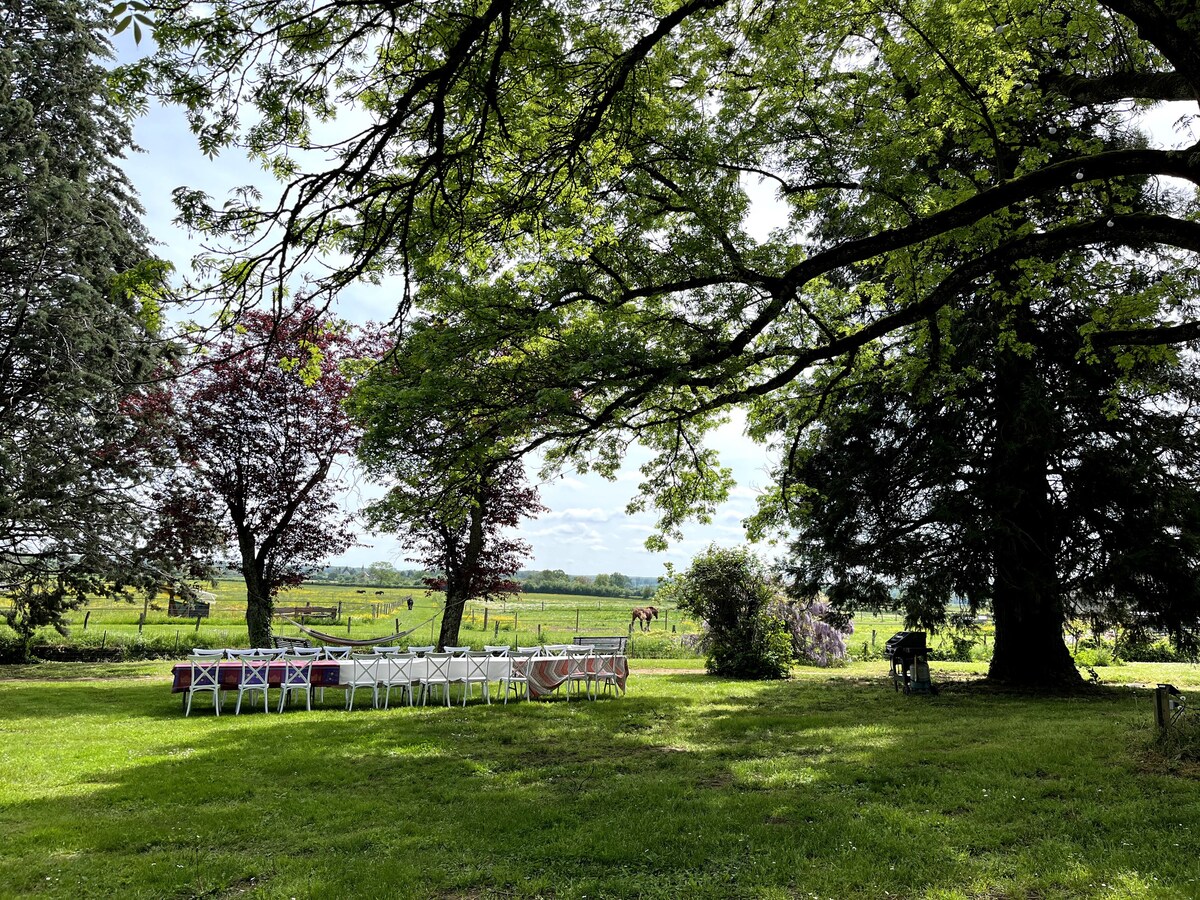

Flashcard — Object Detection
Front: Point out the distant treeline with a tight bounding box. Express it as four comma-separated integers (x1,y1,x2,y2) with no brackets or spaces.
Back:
297,563,659,598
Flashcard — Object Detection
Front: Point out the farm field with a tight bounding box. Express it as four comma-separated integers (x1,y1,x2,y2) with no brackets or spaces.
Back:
17,579,984,661
1,658,1199,898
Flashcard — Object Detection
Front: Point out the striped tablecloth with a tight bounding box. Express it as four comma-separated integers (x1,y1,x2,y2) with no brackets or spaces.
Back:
524,656,629,699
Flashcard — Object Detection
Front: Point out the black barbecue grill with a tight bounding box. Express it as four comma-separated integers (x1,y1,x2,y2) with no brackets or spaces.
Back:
884,631,931,694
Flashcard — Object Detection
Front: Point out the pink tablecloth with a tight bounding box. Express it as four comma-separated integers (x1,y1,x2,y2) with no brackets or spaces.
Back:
171,660,342,692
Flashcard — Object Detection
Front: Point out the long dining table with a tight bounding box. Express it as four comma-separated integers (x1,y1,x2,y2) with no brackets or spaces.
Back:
170,654,628,701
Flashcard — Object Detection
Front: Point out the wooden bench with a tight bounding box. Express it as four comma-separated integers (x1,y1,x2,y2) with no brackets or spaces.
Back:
273,605,338,621
272,635,314,650
573,635,628,654
168,599,211,619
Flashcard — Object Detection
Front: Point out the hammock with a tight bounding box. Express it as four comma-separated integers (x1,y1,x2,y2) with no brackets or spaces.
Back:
280,616,422,648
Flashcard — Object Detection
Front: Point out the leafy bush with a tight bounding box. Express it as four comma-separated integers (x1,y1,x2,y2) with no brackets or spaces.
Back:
659,545,792,679
1073,645,1120,667
704,614,794,680
1120,640,1191,663
927,635,981,663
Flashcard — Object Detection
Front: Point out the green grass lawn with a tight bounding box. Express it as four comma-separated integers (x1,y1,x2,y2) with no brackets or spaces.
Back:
2,659,1199,899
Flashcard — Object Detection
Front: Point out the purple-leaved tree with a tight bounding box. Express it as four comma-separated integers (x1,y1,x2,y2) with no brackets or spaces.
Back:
166,306,371,646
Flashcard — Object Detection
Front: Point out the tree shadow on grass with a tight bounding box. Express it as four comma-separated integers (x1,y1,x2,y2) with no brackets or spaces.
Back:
0,675,1196,899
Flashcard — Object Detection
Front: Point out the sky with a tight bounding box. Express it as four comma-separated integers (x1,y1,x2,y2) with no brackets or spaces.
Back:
111,34,1197,579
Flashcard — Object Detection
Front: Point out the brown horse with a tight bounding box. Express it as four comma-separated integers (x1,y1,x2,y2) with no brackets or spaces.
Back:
631,605,659,631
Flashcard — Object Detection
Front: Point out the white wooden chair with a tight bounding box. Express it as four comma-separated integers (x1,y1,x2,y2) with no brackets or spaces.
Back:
234,654,272,714
184,655,224,716
589,654,625,699
344,653,380,710
483,646,509,695
455,651,493,705
277,655,313,712
380,653,416,708
501,655,530,703
419,652,454,706
564,646,593,700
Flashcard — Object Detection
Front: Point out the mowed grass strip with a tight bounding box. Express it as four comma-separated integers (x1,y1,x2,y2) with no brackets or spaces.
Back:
1,661,1199,899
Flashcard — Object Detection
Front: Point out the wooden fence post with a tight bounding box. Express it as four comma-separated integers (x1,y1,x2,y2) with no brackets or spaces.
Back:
138,613,145,633
575,609,580,632
195,616,202,632
347,617,352,633
494,622,499,638
83,611,90,630
537,623,542,641
483,607,489,630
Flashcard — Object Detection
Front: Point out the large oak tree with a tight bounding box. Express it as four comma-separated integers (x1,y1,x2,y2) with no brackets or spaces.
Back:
127,0,1200,685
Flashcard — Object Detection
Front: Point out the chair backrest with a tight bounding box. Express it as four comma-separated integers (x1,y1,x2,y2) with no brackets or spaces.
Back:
349,652,379,685
190,648,226,658
407,645,435,657
444,645,470,657
568,651,591,677
188,656,222,688
423,652,453,681
280,655,312,686
226,649,256,660
482,645,510,656
254,647,286,659
372,646,402,657
464,651,492,681
543,644,570,658
516,646,543,657
238,656,271,688
322,646,352,659
288,646,323,658
508,655,531,678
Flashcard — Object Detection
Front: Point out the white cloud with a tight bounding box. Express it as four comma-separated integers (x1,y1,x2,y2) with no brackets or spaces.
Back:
541,507,614,523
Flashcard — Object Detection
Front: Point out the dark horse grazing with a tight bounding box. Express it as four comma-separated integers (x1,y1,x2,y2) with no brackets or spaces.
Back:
631,605,659,631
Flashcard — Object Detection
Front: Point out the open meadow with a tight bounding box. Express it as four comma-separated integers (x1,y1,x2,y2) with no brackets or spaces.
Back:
20,581,974,662
2,657,1199,899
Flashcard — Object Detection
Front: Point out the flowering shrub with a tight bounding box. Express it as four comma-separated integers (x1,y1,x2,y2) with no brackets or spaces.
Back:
764,598,853,667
